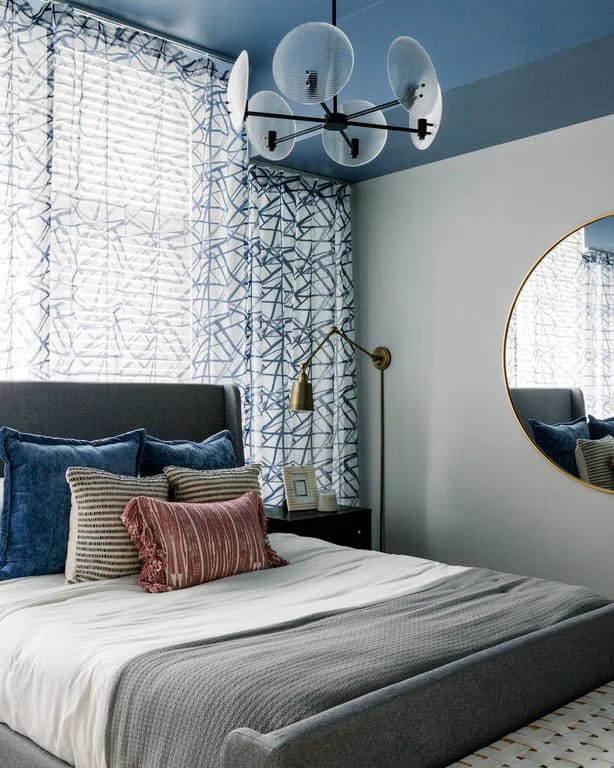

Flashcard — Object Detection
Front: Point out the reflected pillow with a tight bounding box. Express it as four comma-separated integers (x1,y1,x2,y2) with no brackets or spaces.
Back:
0,428,146,580
527,417,589,477
575,436,614,491
140,430,237,476
587,415,614,441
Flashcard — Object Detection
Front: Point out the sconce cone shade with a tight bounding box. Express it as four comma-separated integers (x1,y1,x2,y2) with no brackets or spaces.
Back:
289,370,314,411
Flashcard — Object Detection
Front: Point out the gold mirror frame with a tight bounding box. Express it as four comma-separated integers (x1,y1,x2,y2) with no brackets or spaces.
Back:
502,211,614,495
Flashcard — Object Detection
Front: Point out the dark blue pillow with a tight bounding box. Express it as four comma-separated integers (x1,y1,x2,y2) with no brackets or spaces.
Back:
0,428,146,580
528,417,589,477
140,430,237,476
588,415,614,441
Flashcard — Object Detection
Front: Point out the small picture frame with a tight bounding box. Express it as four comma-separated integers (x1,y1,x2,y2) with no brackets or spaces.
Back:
282,466,319,511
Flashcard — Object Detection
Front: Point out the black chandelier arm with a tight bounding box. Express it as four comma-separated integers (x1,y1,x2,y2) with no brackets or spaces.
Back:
246,110,326,125
321,98,342,116
275,123,324,145
339,129,354,152
346,119,432,135
345,99,400,120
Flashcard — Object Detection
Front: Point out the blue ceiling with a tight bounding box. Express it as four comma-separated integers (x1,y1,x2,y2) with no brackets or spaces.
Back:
585,217,614,253
69,0,614,182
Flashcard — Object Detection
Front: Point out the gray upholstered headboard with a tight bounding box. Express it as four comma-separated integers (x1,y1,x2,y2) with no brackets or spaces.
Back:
509,387,586,432
0,382,245,475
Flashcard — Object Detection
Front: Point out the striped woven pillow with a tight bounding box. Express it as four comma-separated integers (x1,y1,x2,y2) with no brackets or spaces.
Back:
163,464,262,503
575,436,614,490
65,467,168,584
122,492,288,593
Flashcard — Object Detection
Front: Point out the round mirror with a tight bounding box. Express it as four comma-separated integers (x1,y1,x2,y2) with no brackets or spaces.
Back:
504,214,614,493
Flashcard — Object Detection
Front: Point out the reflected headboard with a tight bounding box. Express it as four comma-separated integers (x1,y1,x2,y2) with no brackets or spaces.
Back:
0,382,245,476
509,387,586,432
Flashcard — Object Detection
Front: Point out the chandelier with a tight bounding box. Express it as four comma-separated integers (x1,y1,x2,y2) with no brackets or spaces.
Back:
227,0,442,167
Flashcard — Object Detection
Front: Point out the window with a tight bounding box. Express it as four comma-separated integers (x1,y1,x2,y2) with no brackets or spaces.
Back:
49,47,193,380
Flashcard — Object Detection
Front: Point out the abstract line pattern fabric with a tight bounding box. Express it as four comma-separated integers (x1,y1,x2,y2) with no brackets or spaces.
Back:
507,227,614,419
244,166,357,504
579,248,614,418
0,1,52,379
0,0,246,383
50,18,193,380
0,0,358,504
48,6,247,382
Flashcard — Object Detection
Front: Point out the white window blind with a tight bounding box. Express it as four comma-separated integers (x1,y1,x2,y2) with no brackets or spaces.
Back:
50,45,193,381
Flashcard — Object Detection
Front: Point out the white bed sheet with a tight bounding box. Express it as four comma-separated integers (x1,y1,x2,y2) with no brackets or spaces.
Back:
0,534,466,768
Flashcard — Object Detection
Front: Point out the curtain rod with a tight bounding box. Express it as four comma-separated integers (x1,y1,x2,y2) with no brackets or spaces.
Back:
37,0,235,66
250,161,347,185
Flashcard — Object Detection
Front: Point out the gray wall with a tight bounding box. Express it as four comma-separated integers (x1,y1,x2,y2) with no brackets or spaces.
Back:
352,114,614,597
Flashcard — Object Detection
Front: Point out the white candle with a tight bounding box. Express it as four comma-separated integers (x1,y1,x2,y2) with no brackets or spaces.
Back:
317,490,338,512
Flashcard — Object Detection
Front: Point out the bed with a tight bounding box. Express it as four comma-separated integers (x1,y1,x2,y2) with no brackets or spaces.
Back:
509,387,586,431
1,382,613,768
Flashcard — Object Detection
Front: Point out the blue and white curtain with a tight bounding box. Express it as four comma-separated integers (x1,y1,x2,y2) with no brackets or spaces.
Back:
0,0,51,378
507,227,614,419
245,167,357,504
0,0,358,502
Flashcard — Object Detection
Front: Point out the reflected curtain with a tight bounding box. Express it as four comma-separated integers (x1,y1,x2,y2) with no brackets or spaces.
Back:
507,228,614,418
579,248,614,417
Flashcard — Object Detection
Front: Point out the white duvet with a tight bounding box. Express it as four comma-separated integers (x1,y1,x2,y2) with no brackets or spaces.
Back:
0,534,466,768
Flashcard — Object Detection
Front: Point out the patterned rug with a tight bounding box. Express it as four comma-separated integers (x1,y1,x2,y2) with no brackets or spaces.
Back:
452,683,614,768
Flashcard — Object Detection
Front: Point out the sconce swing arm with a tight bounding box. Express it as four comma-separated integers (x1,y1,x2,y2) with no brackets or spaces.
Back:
297,326,391,378
289,326,391,553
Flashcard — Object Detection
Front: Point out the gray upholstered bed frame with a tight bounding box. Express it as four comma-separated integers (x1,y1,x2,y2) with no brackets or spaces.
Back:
509,387,586,432
1,382,614,768
0,381,245,474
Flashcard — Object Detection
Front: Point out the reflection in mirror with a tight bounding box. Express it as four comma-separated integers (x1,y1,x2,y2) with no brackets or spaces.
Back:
505,214,614,493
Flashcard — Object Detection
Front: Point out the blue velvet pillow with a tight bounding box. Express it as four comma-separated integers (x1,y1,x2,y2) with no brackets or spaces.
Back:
588,415,614,441
140,430,237,476
528,417,590,477
0,428,146,580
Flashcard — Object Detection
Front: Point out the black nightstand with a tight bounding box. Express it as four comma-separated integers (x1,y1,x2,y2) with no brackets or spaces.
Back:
265,505,372,550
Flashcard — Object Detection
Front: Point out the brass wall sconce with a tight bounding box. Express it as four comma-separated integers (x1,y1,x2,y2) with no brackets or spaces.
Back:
288,326,391,551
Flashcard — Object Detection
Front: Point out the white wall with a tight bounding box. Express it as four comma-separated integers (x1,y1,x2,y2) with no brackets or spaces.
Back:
352,114,614,596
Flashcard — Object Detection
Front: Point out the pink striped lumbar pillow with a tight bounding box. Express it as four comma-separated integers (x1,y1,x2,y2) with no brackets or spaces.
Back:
121,491,288,593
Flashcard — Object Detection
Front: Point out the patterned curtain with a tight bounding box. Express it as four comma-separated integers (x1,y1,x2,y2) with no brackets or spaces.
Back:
0,1,358,502
0,0,246,382
246,166,357,504
579,248,614,417
0,1,51,379
506,228,614,418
